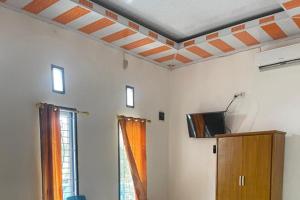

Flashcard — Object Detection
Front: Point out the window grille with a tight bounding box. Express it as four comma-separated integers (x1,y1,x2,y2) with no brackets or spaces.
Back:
60,110,78,200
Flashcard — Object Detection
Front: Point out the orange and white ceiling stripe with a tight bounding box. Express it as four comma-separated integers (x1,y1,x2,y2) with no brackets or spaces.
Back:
1,0,300,68
1,0,177,67
179,11,300,66
278,0,300,28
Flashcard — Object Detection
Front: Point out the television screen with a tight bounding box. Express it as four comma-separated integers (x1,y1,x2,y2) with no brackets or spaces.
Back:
186,112,226,138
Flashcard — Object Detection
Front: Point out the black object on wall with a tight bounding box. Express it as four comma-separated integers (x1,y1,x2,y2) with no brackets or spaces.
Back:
213,145,217,154
159,112,165,121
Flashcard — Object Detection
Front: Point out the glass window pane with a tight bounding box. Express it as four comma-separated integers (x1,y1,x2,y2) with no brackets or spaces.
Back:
126,86,134,107
60,111,77,200
119,127,135,200
52,66,65,93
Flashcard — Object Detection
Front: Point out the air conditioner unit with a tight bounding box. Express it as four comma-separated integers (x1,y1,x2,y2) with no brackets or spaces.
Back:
255,43,300,71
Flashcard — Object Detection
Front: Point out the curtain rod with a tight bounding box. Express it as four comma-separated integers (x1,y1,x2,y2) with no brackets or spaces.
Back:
117,115,151,123
36,103,90,116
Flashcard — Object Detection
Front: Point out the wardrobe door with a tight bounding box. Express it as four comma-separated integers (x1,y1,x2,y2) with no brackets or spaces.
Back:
217,137,243,200
241,135,272,200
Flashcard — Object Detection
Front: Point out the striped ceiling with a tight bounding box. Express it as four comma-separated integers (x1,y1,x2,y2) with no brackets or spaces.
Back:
1,0,300,68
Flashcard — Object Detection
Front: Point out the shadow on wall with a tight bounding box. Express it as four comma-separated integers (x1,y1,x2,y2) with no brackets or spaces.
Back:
283,134,300,200
224,93,261,133
225,113,247,133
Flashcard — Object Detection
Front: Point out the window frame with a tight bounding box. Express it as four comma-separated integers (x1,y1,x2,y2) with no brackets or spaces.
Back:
126,85,135,108
51,65,66,94
60,107,79,198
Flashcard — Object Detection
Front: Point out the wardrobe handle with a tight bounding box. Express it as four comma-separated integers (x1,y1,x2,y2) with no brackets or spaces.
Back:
239,176,242,186
241,176,245,186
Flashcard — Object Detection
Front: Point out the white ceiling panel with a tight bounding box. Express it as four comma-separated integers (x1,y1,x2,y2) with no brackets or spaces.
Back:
93,0,282,41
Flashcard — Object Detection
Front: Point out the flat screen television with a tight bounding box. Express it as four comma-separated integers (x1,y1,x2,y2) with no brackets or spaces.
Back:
186,112,226,138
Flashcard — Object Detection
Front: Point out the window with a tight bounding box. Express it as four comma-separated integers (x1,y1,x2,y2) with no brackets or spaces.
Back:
118,118,147,200
118,126,135,200
51,65,65,94
60,110,78,200
126,86,134,108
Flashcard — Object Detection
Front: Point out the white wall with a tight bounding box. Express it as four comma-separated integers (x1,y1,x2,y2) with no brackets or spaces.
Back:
0,7,170,200
1,4,300,200
169,48,300,200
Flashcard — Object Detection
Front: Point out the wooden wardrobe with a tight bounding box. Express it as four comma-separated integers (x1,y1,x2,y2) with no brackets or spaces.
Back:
216,131,285,200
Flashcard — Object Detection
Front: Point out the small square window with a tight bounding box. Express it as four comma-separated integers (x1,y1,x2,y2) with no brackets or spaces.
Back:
51,65,65,94
126,86,134,108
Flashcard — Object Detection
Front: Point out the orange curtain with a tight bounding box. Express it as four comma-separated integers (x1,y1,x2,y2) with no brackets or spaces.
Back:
39,104,63,200
119,117,147,200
